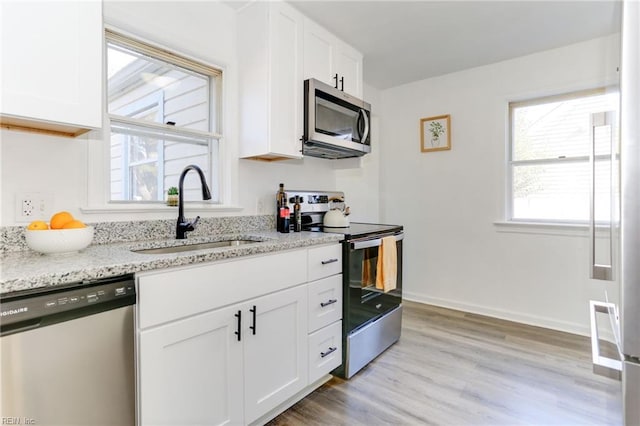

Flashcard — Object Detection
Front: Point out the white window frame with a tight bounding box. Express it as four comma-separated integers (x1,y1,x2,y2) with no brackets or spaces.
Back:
107,29,221,204
83,26,241,214
506,87,619,226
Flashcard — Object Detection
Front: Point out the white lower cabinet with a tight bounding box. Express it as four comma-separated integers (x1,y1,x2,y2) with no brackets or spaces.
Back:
139,305,244,426
244,285,308,424
136,245,341,425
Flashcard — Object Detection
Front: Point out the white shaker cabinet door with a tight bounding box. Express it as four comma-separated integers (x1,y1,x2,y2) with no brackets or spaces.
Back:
303,18,335,87
138,305,243,426
238,1,304,160
334,43,363,99
243,284,308,424
267,1,304,158
0,0,102,133
303,17,363,99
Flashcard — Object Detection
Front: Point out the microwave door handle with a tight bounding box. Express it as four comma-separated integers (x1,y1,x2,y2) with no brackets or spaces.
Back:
356,111,363,141
359,109,370,144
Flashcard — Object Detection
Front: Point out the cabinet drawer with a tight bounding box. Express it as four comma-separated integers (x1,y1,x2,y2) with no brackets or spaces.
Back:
308,275,342,333
137,249,307,329
308,321,342,384
308,244,342,282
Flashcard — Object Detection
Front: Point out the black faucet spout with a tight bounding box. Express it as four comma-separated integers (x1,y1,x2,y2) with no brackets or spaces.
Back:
176,165,212,239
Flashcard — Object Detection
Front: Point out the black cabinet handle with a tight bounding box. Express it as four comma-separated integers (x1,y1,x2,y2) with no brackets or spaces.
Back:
321,258,338,265
234,310,242,341
340,76,344,91
333,73,339,89
249,305,257,335
320,299,338,308
321,346,337,358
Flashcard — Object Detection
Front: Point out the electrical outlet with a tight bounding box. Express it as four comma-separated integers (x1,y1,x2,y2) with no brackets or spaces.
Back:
22,199,34,217
15,192,53,222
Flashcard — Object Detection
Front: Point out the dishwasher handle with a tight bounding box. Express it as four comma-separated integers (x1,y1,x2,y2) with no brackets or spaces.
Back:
0,319,42,336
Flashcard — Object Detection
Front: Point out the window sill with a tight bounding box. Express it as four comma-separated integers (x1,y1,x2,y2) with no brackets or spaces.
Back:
493,221,613,238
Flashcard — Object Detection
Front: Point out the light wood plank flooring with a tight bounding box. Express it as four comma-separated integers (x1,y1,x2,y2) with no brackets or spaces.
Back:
268,301,622,425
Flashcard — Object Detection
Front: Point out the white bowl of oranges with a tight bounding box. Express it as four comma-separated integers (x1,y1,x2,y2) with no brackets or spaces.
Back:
25,211,93,255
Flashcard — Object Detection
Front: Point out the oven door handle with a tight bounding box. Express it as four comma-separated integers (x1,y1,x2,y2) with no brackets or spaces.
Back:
351,233,404,250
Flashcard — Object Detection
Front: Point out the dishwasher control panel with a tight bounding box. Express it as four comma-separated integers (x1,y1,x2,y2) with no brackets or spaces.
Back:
0,275,136,333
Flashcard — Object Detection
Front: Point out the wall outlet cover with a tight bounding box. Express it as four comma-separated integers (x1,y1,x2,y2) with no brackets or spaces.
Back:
15,192,53,223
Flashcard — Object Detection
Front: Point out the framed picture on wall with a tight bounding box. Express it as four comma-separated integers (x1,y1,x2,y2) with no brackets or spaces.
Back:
420,114,451,152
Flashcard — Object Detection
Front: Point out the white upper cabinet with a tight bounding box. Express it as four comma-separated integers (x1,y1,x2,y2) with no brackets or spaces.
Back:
238,1,304,160
0,0,103,137
237,2,365,160
303,17,363,99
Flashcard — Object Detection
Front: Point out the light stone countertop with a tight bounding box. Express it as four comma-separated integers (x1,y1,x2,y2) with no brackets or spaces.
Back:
0,230,344,296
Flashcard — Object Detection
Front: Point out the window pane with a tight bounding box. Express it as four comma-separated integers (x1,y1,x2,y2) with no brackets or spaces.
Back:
512,92,618,161
130,164,159,201
129,137,159,164
512,160,615,222
110,122,217,202
107,42,210,132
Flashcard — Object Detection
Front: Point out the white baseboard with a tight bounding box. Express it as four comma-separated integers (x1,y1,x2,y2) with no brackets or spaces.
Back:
403,291,591,337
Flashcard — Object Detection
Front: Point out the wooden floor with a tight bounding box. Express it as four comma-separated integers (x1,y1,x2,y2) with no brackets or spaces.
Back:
268,301,622,425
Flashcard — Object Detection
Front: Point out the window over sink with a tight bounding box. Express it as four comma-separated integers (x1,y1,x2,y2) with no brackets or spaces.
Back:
106,30,222,203
508,88,619,224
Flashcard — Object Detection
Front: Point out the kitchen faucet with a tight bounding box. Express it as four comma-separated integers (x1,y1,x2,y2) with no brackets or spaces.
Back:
176,164,212,239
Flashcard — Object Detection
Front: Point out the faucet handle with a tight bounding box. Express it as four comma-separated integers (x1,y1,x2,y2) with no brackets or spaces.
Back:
178,215,200,234
185,216,201,231
191,216,201,228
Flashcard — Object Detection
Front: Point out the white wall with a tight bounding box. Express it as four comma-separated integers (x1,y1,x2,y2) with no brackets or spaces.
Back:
0,1,375,225
379,35,621,335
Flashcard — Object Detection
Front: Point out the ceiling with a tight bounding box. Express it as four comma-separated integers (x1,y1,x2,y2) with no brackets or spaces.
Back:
282,1,622,90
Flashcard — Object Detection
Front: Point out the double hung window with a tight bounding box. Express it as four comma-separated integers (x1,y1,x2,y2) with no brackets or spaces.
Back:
106,30,222,203
508,89,619,223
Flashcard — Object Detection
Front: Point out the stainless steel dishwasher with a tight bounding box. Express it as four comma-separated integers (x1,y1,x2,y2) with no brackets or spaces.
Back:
1,274,136,426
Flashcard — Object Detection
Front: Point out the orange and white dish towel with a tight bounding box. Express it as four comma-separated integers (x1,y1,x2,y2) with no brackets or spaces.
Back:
376,236,397,293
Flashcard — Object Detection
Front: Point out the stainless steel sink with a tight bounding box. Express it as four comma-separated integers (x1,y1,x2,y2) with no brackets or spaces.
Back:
132,239,261,254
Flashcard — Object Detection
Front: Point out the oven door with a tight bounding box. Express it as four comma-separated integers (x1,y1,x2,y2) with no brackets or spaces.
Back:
344,232,403,335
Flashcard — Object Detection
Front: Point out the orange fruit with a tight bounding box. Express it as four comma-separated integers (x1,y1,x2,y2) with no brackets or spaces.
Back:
50,211,74,229
27,220,48,230
61,220,86,229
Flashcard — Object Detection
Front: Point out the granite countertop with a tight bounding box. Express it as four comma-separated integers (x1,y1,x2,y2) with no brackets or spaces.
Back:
0,217,344,296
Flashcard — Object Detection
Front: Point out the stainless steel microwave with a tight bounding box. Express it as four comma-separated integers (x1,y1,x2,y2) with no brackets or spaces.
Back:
303,78,371,159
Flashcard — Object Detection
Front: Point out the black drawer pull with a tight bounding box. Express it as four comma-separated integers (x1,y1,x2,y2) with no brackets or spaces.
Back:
321,258,338,265
320,299,338,308
234,310,242,342
321,346,337,358
249,305,256,335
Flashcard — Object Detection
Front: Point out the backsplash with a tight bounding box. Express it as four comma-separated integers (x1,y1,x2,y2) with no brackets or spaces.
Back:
0,215,275,254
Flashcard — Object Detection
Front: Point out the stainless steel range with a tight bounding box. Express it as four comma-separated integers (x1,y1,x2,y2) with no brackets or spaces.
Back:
288,190,403,378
